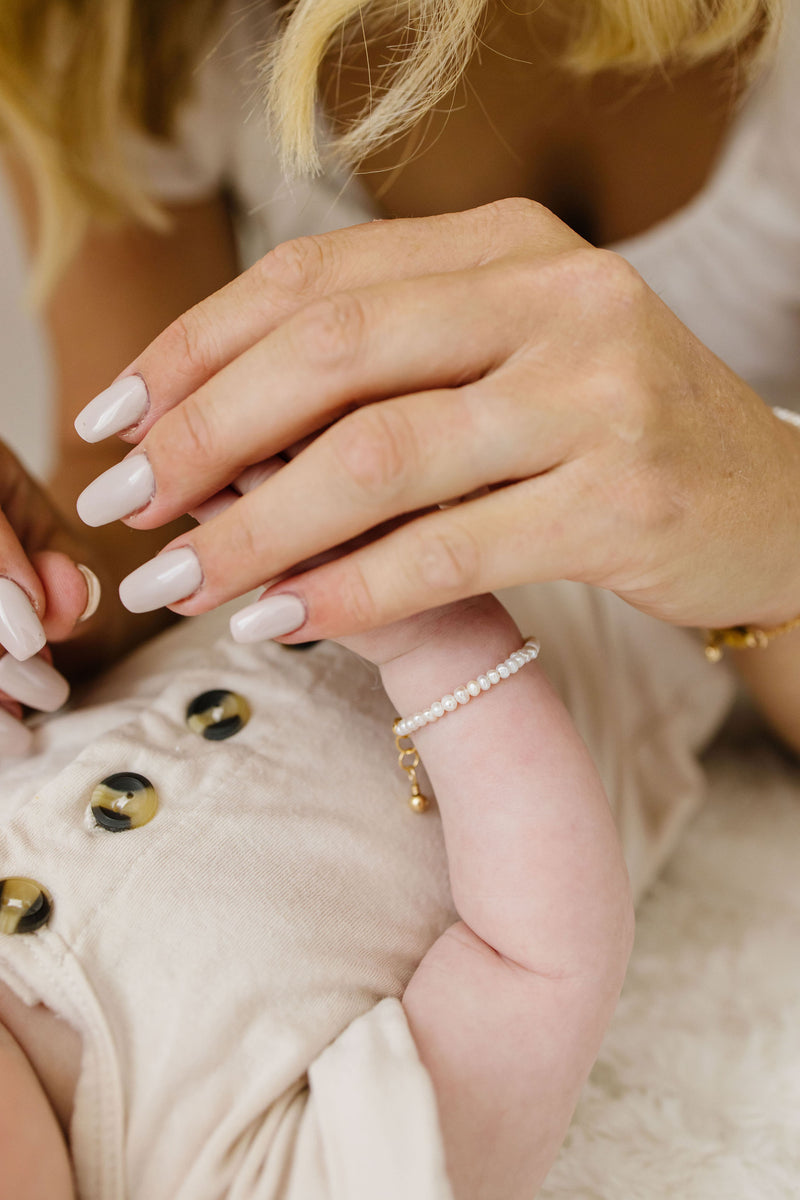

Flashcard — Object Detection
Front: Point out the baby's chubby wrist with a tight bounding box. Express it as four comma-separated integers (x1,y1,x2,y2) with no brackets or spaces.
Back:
371,595,522,723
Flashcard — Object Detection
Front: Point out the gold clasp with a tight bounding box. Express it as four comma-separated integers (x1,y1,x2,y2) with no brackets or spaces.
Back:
393,721,429,813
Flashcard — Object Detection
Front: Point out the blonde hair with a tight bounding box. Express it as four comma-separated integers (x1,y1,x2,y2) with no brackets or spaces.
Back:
0,0,778,296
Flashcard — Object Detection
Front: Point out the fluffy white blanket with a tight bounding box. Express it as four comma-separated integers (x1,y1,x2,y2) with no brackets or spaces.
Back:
541,724,800,1198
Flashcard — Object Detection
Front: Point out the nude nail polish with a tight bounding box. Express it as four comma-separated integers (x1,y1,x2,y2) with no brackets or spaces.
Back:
0,579,47,661
119,547,203,613
0,654,70,712
0,707,33,756
229,594,307,642
74,375,149,443
76,455,155,527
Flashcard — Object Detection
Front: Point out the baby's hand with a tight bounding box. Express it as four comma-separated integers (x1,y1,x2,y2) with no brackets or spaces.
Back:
0,442,103,754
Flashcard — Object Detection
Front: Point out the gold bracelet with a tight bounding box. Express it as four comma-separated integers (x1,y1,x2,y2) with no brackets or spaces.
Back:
704,614,800,662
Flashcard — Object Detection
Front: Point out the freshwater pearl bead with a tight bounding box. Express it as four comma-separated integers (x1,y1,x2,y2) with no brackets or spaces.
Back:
393,636,540,752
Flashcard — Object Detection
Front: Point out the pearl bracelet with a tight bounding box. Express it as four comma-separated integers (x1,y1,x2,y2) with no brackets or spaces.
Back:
392,636,540,812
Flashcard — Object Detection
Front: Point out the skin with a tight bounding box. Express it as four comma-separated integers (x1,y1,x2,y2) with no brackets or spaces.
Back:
72,17,800,750
0,7,794,1194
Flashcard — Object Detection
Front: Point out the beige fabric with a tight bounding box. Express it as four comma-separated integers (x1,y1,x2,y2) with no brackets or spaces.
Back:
0,613,457,1200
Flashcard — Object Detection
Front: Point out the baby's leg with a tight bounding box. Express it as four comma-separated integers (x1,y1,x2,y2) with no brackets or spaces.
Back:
0,1015,75,1200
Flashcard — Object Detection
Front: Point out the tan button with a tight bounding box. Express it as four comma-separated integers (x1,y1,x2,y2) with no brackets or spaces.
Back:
186,689,250,741
91,772,158,831
0,877,52,935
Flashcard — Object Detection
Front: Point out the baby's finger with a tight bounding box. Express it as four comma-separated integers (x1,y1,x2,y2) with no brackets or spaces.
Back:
0,510,47,661
0,653,70,713
74,201,578,445
31,552,102,643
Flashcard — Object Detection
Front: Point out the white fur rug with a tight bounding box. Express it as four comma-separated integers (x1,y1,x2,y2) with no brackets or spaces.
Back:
541,723,800,1199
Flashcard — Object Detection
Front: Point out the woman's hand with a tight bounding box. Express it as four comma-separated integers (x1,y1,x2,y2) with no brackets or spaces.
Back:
74,199,800,641
0,442,104,752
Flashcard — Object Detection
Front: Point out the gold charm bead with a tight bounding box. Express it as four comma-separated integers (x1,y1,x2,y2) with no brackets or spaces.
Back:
91,772,159,831
186,689,251,741
705,615,800,662
0,877,53,935
393,722,430,814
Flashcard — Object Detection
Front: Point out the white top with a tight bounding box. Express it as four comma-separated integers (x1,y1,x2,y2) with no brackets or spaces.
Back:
126,0,800,405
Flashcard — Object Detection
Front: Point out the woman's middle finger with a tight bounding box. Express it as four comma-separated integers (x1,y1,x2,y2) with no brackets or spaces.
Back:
76,262,550,532
76,200,582,446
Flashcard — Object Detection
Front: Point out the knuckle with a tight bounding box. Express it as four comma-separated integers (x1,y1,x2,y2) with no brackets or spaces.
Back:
289,292,367,371
260,233,332,298
410,522,481,596
221,506,264,570
335,561,380,631
578,247,647,307
169,399,219,468
165,306,221,382
474,197,551,261
329,406,414,505
482,195,548,227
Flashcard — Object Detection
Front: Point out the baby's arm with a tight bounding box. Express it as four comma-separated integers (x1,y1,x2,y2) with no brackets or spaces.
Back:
0,1020,75,1200
364,595,634,1200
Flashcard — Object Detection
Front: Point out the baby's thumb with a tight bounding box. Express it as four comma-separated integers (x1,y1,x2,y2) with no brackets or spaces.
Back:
32,551,102,642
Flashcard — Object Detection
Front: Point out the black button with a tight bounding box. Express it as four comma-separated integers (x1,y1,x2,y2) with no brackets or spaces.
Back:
0,877,52,935
91,772,158,831
186,689,250,741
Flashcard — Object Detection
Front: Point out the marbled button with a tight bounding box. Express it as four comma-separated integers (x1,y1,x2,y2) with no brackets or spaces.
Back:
186,689,251,741
91,772,158,831
0,877,52,935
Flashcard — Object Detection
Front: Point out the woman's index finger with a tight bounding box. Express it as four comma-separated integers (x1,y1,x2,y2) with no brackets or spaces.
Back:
74,203,542,449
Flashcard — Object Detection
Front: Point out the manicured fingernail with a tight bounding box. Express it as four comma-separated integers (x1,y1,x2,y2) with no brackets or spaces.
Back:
0,708,33,756
0,654,70,712
74,375,149,443
229,593,307,643
76,455,155,527
76,564,102,622
119,547,203,613
0,579,46,661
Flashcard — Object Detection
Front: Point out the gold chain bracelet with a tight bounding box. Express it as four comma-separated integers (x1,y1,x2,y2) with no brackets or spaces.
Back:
704,614,800,662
